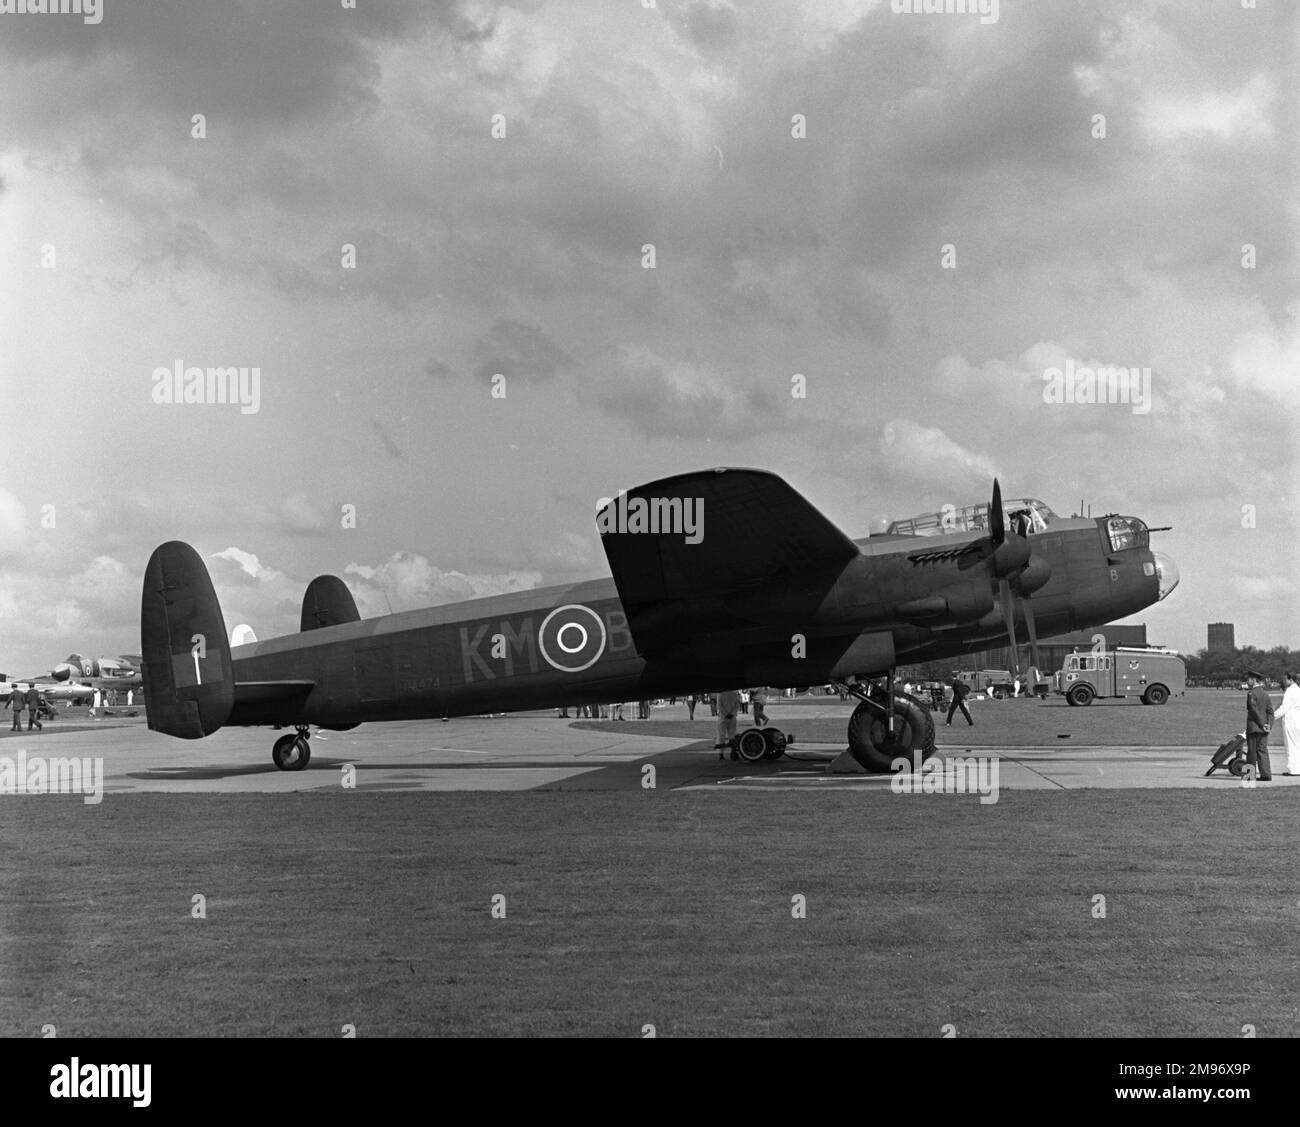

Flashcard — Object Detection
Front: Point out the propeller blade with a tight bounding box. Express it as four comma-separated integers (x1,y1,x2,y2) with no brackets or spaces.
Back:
1023,596,1042,674
998,578,1021,679
989,478,1004,543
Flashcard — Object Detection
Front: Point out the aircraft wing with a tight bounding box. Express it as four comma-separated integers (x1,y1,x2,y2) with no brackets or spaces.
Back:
598,468,860,655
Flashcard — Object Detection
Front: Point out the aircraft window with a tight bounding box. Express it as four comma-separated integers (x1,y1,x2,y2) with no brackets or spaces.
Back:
1107,516,1149,552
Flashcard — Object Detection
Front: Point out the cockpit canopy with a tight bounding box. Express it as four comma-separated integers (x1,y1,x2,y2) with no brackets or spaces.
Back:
1105,515,1149,552
886,498,1058,538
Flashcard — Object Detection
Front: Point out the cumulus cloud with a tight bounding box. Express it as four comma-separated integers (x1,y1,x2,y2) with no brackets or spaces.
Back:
213,547,285,583
1142,74,1276,142
879,419,1000,489
344,552,541,615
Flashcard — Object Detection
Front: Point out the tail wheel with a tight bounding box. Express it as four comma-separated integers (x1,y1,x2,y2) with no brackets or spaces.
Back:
1141,684,1169,706
846,694,936,773
272,732,311,771
736,728,768,763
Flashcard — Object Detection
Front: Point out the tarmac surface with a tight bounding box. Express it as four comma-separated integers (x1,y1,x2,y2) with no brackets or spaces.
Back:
1,700,1293,795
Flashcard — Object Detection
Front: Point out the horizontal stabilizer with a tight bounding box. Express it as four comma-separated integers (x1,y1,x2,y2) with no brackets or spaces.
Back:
141,542,234,739
301,575,361,631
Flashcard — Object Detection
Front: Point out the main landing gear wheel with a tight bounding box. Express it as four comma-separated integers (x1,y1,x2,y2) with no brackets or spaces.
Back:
846,693,936,774
736,728,768,763
272,729,312,771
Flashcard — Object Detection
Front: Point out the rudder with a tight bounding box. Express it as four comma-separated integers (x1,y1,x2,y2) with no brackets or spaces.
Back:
141,541,234,738
300,575,360,631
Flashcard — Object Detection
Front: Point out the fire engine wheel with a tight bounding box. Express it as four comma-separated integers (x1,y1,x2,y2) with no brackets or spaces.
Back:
1141,684,1169,706
1066,684,1095,707
846,695,936,773
735,728,768,763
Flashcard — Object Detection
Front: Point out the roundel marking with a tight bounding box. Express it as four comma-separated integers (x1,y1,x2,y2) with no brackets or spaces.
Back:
539,604,607,673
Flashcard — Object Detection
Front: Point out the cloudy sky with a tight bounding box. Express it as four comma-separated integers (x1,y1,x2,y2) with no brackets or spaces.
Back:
1,0,1296,677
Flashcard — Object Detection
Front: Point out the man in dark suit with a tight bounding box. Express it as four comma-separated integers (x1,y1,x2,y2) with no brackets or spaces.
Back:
945,673,973,726
25,685,44,731
1245,669,1274,782
4,686,22,731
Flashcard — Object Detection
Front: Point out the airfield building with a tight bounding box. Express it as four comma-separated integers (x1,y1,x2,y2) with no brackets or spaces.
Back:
1207,622,1235,653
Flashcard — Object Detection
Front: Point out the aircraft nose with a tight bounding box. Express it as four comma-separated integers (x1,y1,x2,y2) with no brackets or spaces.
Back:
1152,551,1179,601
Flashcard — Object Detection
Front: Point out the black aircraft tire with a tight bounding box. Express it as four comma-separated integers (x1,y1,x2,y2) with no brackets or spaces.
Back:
272,733,311,771
846,695,936,773
736,728,768,763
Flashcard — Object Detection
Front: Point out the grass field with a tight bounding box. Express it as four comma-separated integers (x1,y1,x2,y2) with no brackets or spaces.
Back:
2,788,1297,1037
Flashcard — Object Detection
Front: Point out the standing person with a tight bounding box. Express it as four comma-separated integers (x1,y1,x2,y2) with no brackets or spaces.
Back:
708,693,718,717
5,686,23,731
945,673,973,726
25,685,44,732
1274,671,1300,776
1244,668,1275,782
613,701,625,720
739,689,749,715
751,687,768,728
714,689,741,760
687,694,697,721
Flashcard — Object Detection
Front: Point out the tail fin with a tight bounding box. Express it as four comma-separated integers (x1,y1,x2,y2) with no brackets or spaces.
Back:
300,575,360,631
141,541,234,739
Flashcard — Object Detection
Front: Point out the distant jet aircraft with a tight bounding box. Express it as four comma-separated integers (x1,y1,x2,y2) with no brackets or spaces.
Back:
46,653,142,691
140,468,1178,773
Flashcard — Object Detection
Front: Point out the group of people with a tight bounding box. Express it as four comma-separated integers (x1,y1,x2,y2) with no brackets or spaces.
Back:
1244,668,1300,780
4,686,47,732
557,701,655,719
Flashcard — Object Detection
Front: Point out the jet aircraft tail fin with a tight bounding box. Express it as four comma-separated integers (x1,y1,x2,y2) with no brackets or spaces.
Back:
300,575,360,631
141,541,234,739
